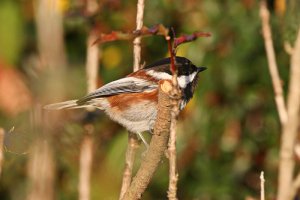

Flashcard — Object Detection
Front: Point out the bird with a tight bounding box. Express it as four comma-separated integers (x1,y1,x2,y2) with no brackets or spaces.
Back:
44,56,206,146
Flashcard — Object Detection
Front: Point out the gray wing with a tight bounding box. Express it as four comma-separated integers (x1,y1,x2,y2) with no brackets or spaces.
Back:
77,77,157,104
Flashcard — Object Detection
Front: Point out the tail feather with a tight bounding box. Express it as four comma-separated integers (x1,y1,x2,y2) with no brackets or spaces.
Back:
44,100,89,110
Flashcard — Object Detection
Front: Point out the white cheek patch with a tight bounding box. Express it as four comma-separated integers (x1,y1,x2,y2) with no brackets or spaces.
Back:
177,72,197,88
146,70,197,88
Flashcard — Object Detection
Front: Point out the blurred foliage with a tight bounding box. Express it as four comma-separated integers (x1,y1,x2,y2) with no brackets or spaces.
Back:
0,0,24,65
0,0,299,200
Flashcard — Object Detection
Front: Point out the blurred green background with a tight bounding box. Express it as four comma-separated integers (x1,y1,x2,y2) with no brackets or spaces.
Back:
0,0,297,199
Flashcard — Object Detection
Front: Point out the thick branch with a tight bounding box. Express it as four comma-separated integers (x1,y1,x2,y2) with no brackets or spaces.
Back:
259,1,288,125
122,81,173,200
278,27,300,200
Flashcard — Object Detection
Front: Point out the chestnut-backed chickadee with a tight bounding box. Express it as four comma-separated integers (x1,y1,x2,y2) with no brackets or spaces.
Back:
44,56,206,145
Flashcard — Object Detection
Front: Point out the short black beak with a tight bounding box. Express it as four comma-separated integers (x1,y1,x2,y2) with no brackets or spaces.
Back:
197,67,207,73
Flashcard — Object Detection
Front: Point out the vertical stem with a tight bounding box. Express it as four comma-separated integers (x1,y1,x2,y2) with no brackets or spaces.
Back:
133,0,145,72
0,128,4,177
78,23,100,200
259,1,288,126
119,0,145,199
86,30,100,97
277,28,300,200
166,36,179,200
167,110,178,200
34,0,67,69
79,126,94,200
28,106,55,200
260,171,265,200
119,133,139,199
27,140,55,200
259,2,300,200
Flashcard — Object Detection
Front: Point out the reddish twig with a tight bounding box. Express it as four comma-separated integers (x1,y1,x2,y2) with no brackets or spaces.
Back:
173,32,211,49
93,24,169,46
166,37,176,74
133,24,169,37
92,31,132,45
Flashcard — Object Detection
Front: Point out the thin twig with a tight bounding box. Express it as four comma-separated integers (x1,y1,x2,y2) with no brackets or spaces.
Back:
119,133,139,199
277,27,300,200
92,24,169,45
133,0,145,72
259,1,288,125
260,171,265,200
86,29,100,96
173,32,211,49
0,128,4,176
166,36,180,200
119,0,145,199
122,80,174,200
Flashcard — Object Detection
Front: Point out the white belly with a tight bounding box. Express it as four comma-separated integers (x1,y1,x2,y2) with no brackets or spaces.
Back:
105,100,157,133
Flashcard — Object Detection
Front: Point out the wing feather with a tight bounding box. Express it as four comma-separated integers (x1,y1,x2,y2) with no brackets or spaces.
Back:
77,77,157,104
